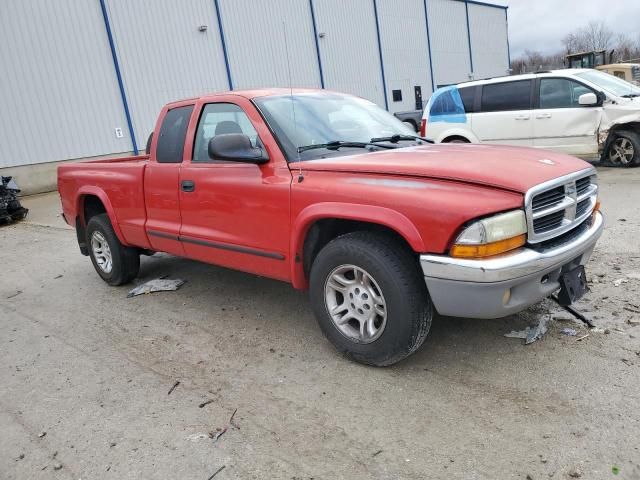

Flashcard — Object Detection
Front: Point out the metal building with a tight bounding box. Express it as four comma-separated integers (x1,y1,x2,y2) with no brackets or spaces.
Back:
0,0,509,193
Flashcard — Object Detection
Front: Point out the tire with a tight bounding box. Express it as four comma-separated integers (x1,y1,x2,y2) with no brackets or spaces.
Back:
309,232,433,366
86,213,140,286
605,130,640,167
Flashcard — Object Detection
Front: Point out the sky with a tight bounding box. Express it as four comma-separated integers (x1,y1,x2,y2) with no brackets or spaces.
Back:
494,0,640,59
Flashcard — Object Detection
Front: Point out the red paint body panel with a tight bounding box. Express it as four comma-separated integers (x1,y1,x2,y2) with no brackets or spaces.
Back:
57,89,595,290
295,143,590,193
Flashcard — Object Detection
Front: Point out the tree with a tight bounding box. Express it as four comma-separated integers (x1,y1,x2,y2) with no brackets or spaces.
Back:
580,21,613,52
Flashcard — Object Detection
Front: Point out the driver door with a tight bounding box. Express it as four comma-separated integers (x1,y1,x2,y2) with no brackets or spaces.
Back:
178,97,292,281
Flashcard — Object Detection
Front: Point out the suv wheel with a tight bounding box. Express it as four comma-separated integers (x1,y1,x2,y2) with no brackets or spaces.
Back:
309,232,432,366
86,214,140,286
606,131,640,167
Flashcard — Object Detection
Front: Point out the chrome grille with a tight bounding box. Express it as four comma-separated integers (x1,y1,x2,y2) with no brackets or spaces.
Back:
525,168,598,243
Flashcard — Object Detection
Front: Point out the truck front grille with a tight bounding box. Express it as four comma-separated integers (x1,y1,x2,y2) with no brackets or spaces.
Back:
525,169,598,243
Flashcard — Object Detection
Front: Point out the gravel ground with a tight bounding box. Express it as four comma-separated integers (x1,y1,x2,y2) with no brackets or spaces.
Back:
1,166,639,480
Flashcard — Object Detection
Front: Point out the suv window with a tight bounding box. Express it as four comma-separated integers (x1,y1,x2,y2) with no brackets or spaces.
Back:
481,80,532,112
459,86,476,113
193,103,259,162
156,105,193,163
539,78,593,109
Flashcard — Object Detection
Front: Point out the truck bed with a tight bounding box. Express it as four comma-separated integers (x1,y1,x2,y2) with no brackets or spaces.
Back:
58,154,151,248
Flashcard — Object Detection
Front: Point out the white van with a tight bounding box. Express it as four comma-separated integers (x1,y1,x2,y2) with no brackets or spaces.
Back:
420,69,640,167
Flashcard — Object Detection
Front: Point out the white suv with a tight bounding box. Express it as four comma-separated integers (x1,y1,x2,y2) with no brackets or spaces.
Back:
420,69,640,167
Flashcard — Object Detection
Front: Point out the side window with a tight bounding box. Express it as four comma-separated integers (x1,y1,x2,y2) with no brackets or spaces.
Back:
156,105,193,163
613,71,625,79
193,103,259,162
458,86,476,113
481,80,532,112
539,78,595,109
430,90,457,116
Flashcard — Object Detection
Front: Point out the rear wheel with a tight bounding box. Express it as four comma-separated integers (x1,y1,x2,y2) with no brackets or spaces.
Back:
606,131,640,167
309,232,432,366
86,214,140,286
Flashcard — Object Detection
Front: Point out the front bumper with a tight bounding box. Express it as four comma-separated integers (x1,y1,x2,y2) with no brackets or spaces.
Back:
420,212,604,319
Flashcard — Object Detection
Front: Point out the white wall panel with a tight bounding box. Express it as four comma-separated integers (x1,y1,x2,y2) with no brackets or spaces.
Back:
427,0,471,87
218,0,321,90
105,0,230,145
377,0,433,113
313,0,386,107
468,3,509,80
0,0,130,167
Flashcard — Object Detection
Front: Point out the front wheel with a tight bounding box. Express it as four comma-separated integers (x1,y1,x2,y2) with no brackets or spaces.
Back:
606,131,640,167
86,214,140,286
309,232,433,366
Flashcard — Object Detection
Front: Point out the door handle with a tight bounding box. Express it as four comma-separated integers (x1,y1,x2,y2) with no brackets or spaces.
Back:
181,180,195,192
515,115,530,120
536,113,552,119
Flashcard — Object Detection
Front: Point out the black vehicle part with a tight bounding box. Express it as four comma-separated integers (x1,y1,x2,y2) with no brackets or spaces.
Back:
0,176,28,225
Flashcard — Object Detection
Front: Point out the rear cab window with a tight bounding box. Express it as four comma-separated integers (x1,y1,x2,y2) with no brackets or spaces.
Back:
156,105,194,163
480,80,532,112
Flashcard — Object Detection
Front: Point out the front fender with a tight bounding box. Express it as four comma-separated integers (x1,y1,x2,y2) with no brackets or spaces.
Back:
289,202,425,289
76,186,128,245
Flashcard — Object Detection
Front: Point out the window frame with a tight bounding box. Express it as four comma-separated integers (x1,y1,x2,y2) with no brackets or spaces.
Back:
478,79,535,113
191,101,263,163
533,76,600,110
155,105,194,164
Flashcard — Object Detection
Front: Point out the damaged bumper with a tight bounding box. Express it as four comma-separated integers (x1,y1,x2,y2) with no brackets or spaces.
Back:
420,212,604,319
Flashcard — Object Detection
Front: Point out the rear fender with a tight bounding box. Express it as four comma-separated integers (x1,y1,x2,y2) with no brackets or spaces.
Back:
290,202,425,289
76,186,128,245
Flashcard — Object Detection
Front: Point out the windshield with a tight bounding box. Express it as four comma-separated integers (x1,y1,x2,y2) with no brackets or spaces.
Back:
575,70,640,97
253,93,417,161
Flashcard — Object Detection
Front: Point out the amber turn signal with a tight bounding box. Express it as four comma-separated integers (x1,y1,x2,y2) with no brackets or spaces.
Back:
450,234,527,259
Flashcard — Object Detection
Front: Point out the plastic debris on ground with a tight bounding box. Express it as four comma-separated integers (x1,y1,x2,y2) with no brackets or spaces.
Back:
127,278,185,298
0,176,28,224
561,328,578,336
504,316,549,344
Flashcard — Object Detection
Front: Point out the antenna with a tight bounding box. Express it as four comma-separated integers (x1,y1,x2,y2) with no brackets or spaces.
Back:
282,21,303,182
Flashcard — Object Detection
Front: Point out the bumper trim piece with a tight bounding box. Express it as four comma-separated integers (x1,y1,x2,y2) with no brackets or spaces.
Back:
419,212,604,319
420,212,603,284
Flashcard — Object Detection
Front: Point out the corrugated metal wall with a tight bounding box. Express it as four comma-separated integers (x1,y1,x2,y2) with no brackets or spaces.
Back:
1,0,509,169
104,0,230,146
0,0,130,168
376,0,433,113
312,0,386,107
427,0,472,87
468,3,509,80
218,0,321,90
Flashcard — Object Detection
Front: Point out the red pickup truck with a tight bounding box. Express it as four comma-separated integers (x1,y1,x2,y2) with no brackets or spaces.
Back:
58,89,603,366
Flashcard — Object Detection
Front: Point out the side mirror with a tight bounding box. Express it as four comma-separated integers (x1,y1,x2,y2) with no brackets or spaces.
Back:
208,134,269,163
578,92,598,106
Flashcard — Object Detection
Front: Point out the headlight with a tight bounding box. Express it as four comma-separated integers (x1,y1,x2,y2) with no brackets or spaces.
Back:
450,210,527,258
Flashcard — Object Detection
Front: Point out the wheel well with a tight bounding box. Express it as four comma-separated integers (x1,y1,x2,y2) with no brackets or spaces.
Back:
76,195,107,256
403,119,418,131
302,219,415,277
442,135,470,143
601,122,640,159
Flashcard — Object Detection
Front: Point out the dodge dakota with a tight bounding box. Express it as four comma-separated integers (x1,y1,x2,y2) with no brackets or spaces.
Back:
58,89,604,366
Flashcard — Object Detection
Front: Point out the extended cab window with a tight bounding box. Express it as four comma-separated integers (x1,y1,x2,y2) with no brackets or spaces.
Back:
193,103,259,162
539,78,594,109
481,80,532,112
156,105,193,163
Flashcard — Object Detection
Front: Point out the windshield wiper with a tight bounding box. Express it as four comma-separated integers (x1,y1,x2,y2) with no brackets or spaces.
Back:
370,134,433,144
621,93,640,98
297,140,396,153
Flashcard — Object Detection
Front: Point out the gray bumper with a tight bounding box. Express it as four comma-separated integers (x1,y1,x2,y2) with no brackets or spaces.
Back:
420,212,604,319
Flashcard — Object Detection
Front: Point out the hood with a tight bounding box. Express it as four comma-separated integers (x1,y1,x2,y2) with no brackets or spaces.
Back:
296,144,593,193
